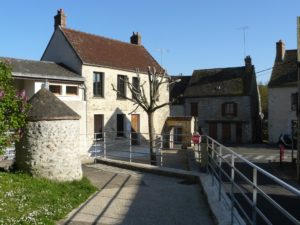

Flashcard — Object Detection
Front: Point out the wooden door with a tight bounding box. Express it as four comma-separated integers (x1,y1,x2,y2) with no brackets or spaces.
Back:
131,114,140,145
222,123,231,143
236,123,242,144
209,123,218,140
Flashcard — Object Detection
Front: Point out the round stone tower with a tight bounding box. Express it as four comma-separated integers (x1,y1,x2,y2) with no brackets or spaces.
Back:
15,88,82,181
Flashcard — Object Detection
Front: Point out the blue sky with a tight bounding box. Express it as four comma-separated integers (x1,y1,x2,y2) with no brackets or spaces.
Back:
1,0,300,84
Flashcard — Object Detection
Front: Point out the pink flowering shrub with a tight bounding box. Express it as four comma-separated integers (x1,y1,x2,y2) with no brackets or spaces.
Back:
0,62,29,154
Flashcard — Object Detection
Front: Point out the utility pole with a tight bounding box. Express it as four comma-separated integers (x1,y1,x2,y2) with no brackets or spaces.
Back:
237,26,249,58
297,17,300,182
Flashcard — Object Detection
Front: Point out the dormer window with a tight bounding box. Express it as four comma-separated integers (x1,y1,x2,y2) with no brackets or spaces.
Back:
222,102,237,117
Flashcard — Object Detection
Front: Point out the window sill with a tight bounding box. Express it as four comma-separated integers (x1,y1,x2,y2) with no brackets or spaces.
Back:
92,96,105,99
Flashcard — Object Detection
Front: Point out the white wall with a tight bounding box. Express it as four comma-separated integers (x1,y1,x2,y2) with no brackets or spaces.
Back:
268,87,297,143
41,29,82,74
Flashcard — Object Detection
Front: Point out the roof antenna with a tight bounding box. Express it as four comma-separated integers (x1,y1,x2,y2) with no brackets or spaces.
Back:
156,48,169,68
237,26,249,58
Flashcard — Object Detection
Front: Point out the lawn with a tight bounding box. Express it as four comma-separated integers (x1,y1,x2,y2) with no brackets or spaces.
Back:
0,171,97,225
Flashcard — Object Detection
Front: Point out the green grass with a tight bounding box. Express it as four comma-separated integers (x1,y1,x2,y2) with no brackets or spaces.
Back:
0,171,97,225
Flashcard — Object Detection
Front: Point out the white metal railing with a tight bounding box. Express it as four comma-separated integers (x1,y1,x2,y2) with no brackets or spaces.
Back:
91,131,194,167
204,135,300,225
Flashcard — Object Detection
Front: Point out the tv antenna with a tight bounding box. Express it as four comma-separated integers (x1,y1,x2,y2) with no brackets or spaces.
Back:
156,48,169,67
237,26,249,57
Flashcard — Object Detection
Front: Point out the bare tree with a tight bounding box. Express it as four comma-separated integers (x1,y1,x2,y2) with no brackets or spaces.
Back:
112,67,180,165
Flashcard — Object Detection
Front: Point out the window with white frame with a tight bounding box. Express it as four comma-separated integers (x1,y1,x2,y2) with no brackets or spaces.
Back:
49,85,62,95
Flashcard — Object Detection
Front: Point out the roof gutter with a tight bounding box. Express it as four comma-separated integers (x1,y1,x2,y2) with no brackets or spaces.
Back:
12,72,85,82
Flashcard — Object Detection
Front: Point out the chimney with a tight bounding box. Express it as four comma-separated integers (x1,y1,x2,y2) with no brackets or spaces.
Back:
54,9,66,30
130,32,142,45
275,40,285,63
244,55,252,73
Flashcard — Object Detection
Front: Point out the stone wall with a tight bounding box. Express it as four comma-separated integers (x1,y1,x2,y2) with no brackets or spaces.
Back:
184,96,252,143
15,120,82,181
82,65,170,149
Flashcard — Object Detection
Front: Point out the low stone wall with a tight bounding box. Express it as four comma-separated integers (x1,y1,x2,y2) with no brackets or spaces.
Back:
16,120,82,181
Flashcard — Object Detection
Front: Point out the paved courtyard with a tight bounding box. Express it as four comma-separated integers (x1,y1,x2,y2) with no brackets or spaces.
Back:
58,164,214,225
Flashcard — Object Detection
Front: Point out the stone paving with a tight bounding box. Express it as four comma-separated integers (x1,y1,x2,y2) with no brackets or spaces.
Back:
57,164,214,225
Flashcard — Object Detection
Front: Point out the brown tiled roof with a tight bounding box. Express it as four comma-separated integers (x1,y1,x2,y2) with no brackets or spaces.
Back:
184,66,254,97
61,28,163,73
268,50,297,88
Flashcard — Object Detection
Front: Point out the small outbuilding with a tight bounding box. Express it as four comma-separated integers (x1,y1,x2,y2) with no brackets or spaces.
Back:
15,88,82,181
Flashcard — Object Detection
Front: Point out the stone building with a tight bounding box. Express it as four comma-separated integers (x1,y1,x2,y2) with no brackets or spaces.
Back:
1,9,169,159
15,88,82,181
0,57,87,156
170,56,262,144
268,40,298,144
41,9,169,153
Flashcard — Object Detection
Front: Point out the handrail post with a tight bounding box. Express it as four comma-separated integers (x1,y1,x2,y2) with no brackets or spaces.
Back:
103,132,106,159
231,153,235,225
252,168,257,225
218,145,222,201
160,135,163,167
129,132,132,163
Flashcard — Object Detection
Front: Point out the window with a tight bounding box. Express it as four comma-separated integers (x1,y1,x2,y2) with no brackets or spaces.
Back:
117,114,125,137
49,85,62,95
66,86,78,96
93,72,104,97
291,92,298,111
132,77,140,99
190,102,198,117
94,114,104,139
222,102,237,117
117,75,127,99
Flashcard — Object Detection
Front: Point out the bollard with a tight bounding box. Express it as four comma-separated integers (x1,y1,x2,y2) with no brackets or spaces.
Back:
279,144,285,167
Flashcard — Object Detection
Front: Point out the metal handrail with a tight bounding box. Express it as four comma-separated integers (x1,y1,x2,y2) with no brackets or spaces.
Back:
204,135,300,225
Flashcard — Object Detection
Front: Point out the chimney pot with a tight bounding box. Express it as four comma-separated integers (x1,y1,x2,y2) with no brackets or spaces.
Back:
130,32,142,45
54,9,66,30
275,40,285,63
244,55,252,73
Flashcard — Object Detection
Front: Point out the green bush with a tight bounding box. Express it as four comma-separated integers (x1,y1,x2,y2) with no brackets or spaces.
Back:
0,61,29,154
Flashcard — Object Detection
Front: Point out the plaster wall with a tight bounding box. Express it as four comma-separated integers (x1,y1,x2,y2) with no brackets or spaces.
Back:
41,29,82,74
268,87,297,143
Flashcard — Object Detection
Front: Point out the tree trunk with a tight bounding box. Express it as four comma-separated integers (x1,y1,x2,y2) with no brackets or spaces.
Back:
148,111,157,165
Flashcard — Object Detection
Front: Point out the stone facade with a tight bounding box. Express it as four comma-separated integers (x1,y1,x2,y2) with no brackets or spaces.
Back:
16,120,82,182
82,65,170,149
184,96,252,143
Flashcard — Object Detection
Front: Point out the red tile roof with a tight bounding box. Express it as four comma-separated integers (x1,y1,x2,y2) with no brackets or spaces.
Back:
61,28,163,73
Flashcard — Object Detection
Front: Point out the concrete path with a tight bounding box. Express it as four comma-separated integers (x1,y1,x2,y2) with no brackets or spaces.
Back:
58,164,214,225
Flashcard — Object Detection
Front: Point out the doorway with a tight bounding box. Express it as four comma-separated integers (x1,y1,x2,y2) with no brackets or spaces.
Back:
131,114,140,145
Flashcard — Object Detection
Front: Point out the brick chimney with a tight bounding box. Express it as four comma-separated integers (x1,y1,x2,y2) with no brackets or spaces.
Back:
130,32,141,45
275,40,285,63
54,9,66,30
244,55,252,73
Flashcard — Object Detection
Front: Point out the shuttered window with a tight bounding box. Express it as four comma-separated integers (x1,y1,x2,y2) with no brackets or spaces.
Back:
93,72,104,97
222,102,237,117
117,75,127,99
190,102,198,117
132,77,140,99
